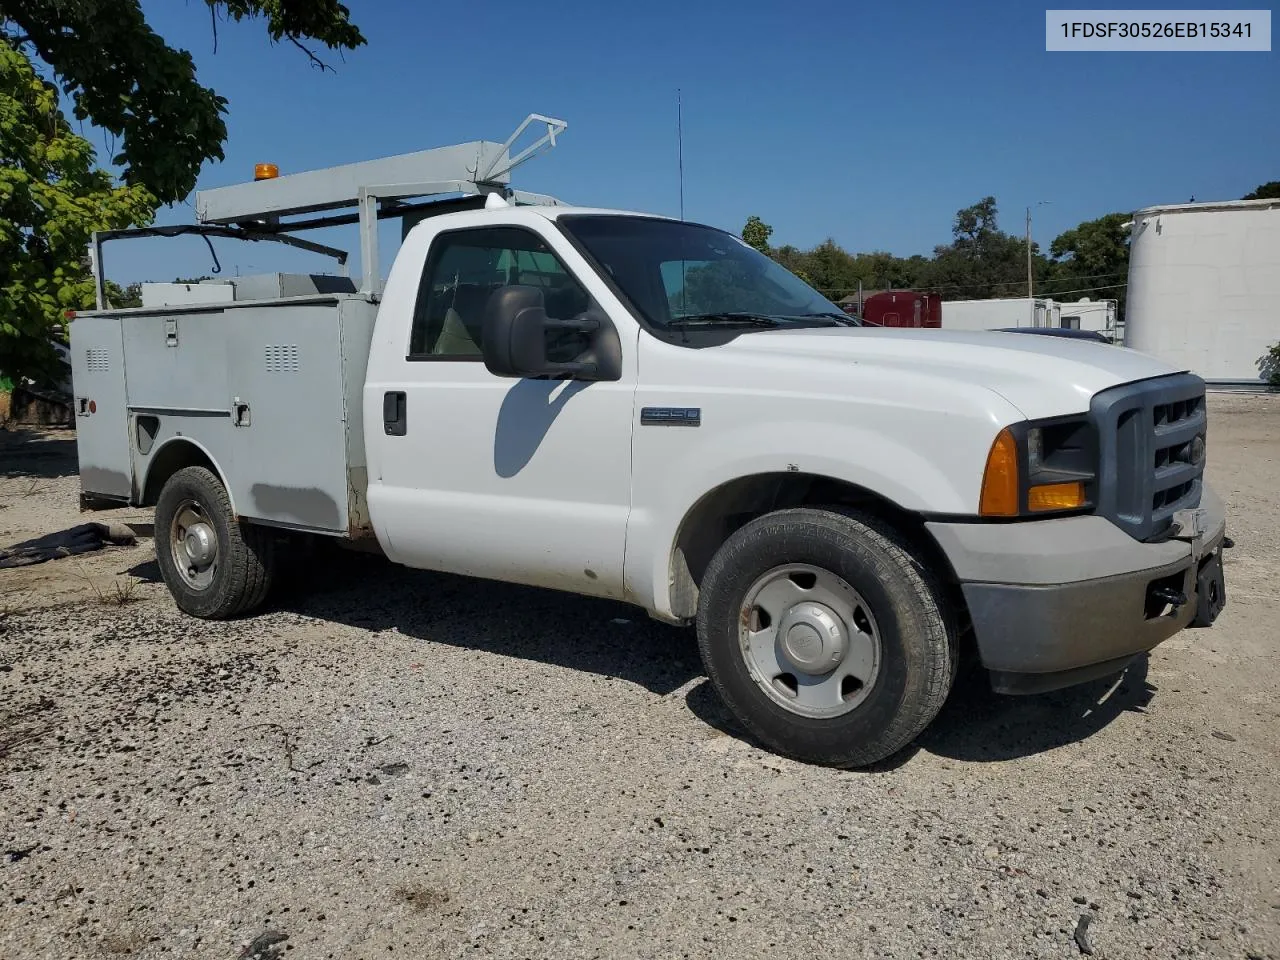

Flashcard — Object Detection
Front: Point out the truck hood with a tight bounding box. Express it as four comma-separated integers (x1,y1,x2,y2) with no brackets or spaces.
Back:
720,327,1186,419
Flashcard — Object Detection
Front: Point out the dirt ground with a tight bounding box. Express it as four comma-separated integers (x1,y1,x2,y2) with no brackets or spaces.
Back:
1,394,1277,960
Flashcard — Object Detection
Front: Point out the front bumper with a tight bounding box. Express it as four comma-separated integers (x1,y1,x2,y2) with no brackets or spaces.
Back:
926,485,1228,695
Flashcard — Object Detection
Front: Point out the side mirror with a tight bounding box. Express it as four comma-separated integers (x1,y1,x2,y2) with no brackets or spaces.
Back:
481,285,607,380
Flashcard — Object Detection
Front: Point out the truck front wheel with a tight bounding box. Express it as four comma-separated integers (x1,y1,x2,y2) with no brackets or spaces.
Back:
154,466,276,619
695,507,955,768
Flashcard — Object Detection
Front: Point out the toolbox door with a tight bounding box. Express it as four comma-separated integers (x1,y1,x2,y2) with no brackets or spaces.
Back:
70,316,134,500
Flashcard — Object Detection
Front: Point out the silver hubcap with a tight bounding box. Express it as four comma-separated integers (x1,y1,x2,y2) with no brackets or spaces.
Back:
170,499,218,590
739,564,881,718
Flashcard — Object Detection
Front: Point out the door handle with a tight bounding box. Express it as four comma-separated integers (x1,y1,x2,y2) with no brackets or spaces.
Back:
383,391,407,436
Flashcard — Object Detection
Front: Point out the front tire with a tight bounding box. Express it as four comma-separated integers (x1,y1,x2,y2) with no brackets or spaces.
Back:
154,466,275,619
696,507,955,768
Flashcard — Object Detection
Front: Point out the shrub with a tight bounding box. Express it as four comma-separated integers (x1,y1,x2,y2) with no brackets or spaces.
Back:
1260,343,1280,386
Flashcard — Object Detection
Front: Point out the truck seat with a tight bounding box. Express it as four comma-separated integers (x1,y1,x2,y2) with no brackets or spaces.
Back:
432,307,479,355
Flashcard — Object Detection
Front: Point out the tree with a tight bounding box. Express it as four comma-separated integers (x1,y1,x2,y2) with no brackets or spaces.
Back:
3,1,365,205
748,198,1138,313
848,251,926,292
669,261,759,317
770,244,815,286
1242,181,1280,201
952,196,1001,250
1046,212,1131,314
927,197,1042,300
0,2,364,383
742,215,773,254
0,40,155,383
115,283,143,309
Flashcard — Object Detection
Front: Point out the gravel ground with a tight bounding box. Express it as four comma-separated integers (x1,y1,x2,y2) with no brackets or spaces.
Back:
1,394,1277,960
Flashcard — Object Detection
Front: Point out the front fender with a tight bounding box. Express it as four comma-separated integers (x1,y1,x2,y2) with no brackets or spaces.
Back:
625,407,1021,620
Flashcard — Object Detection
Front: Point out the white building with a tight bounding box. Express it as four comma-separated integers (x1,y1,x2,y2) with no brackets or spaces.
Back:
1058,298,1119,340
941,297,1060,332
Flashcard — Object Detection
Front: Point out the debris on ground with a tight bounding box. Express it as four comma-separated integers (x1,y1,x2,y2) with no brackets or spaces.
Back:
0,522,136,568
1074,913,1096,955
237,930,288,959
4,845,38,864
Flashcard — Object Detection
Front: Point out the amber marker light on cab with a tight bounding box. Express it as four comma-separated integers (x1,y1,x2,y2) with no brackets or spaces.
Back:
254,163,279,181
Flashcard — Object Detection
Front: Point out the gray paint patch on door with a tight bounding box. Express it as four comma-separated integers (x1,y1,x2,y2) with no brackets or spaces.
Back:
249,484,342,531
81,466,132,499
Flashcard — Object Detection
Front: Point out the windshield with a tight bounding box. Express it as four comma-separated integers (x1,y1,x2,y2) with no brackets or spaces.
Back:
558,216,856,331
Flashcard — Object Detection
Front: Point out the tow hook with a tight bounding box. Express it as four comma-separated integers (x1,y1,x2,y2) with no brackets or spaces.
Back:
1150,585,1187,609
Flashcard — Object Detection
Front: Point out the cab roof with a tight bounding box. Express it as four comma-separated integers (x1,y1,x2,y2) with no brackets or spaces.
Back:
524,204,681,223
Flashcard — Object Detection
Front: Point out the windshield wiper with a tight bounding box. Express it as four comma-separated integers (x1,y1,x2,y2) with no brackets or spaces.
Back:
666,313,783,329
790,311,861,326
666,311,861,331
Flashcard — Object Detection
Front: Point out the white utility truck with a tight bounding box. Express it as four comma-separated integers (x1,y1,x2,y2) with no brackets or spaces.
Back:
71,116,1228,768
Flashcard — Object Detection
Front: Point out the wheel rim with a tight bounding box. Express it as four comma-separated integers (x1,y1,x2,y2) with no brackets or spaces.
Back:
170,498,219,591
738,563,882,718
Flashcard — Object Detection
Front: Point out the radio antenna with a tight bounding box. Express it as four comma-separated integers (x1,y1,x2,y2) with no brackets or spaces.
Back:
677,88,685,221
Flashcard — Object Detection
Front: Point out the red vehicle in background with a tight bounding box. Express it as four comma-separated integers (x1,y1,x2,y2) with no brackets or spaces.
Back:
838,290,941,327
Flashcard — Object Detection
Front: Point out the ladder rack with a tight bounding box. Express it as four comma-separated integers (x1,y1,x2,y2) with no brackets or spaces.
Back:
89,114,567,308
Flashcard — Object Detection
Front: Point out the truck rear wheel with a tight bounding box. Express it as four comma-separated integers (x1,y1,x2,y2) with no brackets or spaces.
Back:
695,507,955,769
154,466,275,619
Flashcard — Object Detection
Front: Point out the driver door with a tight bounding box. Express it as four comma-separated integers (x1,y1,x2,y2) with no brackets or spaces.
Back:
367,223,636,600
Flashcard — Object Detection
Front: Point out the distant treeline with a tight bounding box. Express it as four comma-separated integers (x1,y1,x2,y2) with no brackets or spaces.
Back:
743,182,1280,314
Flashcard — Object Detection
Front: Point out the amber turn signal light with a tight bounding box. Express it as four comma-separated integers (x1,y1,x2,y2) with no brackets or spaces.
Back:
979,427,1020,517
1028,480,1086,512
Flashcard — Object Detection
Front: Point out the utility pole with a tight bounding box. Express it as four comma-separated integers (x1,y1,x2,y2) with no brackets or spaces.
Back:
1026,200,1051,326
1025,206,1034,301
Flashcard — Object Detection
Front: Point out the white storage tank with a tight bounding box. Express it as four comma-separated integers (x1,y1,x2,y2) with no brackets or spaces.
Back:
1125,199,1280,383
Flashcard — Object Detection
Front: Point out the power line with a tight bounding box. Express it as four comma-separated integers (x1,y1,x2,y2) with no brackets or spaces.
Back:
812,272,1129,296
1024,281,1128,298
817,280,1128,299
1004,270,1127,287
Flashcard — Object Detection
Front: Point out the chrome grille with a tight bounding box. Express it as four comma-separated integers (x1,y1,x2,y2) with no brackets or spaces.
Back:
1090,373,1206,541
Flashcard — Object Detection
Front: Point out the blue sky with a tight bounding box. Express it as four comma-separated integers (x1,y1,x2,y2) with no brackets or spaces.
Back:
91,0,1278,283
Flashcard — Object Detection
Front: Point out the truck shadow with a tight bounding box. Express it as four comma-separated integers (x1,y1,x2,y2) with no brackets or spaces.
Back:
268,548,1155,761
273,549,701,697
685,653,1156,768
915,654,1156,763
0,427,78,479
493,379,588,478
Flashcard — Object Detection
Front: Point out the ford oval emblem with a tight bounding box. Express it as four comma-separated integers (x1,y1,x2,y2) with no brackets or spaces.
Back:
1191,435,1206,465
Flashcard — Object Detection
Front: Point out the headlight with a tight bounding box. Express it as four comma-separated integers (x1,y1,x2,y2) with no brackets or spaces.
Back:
1026,426,1043,472
979,416,1098,517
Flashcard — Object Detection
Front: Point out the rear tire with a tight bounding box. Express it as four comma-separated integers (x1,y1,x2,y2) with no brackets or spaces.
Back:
695,507,955,768
154,466,275,619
